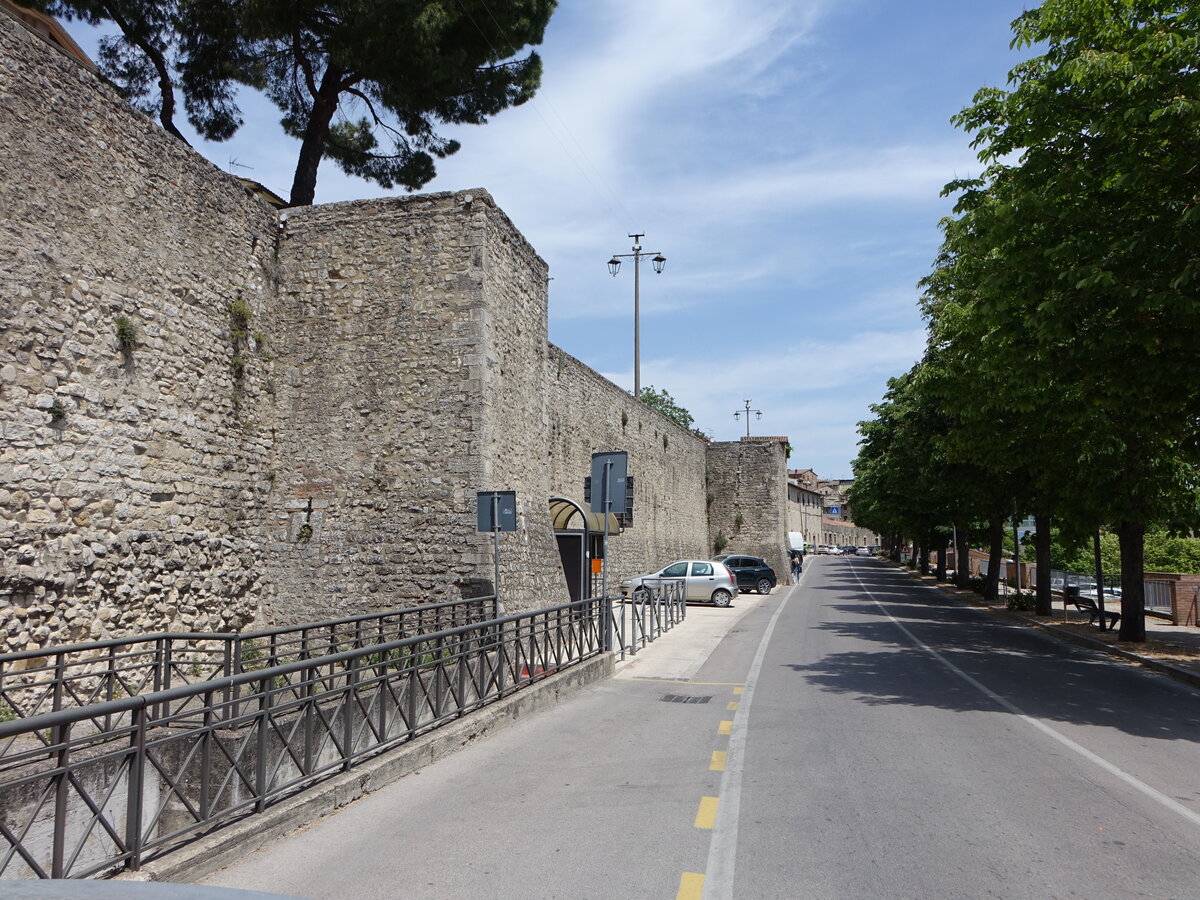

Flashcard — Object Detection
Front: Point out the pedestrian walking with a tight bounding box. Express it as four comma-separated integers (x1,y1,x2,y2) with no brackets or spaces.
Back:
791,550,803,582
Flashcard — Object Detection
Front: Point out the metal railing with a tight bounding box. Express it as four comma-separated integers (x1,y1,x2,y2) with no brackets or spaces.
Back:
0,597,494,735
610,579,687,659
0,597,605,880
1044,569,1173,615
1145,579,1173,615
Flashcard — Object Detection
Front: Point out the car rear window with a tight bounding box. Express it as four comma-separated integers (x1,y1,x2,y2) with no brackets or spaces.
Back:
692,562,714,576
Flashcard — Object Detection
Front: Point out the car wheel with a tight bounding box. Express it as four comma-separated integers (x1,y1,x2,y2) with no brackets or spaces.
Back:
756,578,773,594
712,589,732,608
632,586,649,601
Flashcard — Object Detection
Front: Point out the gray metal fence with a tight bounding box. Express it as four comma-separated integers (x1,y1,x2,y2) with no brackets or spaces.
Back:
1044,569,1173,615
0,597,494,733
0,598,605,880
609,579,687,658
1145,579,1173,615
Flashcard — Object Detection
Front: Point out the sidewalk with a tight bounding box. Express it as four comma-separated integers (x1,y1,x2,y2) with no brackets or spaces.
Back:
900,567,1200,690
613,591,770,681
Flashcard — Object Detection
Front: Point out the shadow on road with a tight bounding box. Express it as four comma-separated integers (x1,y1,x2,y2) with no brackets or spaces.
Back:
786,563,1200,744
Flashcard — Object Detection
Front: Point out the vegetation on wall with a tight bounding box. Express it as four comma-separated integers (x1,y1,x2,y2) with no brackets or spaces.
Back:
227,296,251,390
115,314,138,355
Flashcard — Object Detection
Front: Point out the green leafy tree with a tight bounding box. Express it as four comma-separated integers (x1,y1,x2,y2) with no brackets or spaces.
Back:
639,385,703,436
945,0,1200,639
189,0,556,205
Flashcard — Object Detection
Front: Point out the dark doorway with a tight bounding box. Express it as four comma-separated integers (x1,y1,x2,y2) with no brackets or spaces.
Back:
556,533,584,604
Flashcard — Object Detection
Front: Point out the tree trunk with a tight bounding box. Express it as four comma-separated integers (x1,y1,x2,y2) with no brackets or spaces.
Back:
1117,520,1146,642
103,4,189,144
1034,514,1052,615
919,543,930,576
935,542,947,582
954,524,970,589
288,66,345,206
151,44,187,143
984,515,1004,604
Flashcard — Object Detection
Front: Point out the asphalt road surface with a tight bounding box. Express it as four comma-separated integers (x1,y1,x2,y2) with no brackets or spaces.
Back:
200,556,1200,899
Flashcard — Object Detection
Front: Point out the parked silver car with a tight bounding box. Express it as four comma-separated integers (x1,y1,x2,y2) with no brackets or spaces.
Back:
620,560,738,607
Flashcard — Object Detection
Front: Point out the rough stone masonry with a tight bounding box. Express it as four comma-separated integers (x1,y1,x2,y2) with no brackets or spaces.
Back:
0,7,789,655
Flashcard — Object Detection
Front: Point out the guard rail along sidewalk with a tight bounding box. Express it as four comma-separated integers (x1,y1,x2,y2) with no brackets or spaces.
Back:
0,587,687,880
0,596,498,727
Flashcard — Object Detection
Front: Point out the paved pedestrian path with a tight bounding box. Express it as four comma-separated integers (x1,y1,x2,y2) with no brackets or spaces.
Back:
613,592,769,681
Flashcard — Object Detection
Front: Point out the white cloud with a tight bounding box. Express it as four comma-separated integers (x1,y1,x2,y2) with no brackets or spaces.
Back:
596,325,925,466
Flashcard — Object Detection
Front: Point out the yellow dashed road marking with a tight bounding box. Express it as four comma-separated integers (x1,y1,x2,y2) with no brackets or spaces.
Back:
727,701,739,711
718,720,732,735
733,686,744,695
710,750,727,771
677,872,705,900
695,796,719,829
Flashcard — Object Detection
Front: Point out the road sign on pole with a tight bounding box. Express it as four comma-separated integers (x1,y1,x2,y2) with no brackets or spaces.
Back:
589,452,628,644
477,491,517,619
589,452,628,516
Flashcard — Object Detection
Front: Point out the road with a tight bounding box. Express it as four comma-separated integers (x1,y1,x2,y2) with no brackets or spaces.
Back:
200,556,1200,899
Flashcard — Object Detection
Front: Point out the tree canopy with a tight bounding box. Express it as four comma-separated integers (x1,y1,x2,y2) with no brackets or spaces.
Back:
33,1,242,143
638,386,704,436
37,0,557,205
851,0,1200,639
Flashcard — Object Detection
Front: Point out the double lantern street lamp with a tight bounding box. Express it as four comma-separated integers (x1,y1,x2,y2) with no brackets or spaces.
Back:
734,399,763,437
607,234,666,399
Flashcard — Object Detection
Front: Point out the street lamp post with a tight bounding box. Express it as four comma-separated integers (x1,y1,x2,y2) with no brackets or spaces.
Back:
607,233,666,399
733,399,763,437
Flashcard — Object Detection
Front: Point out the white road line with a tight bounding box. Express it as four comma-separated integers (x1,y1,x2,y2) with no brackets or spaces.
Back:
701,562,807,899
849,561,1200,830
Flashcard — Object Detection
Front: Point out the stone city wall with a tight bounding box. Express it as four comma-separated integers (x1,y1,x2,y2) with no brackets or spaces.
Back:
544,345,709,583
0,7,793,656
0,11,280,652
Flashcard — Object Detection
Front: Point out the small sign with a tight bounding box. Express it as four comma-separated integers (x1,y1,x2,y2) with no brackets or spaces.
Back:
476,491,517,533
590,451,629,516
828,506,840,516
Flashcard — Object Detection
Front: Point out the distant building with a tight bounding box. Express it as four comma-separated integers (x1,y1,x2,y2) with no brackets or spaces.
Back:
787,469,878,549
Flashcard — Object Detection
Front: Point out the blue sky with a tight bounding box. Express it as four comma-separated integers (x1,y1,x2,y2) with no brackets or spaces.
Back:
62,1,1037,478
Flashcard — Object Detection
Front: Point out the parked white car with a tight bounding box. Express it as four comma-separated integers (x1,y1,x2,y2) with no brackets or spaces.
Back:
621,560,739,607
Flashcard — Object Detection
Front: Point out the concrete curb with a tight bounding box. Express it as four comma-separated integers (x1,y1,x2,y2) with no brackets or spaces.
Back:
886,562,1200,692
123,653,614,885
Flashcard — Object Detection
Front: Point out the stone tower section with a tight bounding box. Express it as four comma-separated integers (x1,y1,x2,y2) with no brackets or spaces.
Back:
706,438,790,581
266,192,566,621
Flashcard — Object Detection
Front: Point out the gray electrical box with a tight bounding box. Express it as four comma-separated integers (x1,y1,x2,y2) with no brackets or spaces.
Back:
477,491,517,532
